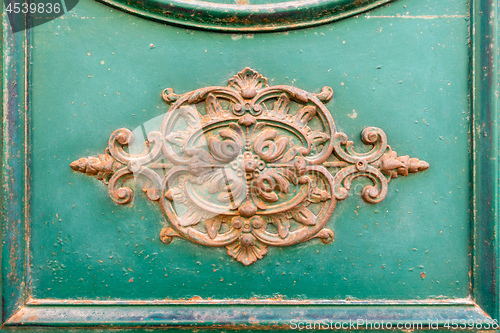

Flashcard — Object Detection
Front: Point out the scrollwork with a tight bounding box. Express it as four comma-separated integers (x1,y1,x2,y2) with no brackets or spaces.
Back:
71,68,428,265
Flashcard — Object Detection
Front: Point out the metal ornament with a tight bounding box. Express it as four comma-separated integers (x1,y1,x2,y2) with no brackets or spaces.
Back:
71,68,429,265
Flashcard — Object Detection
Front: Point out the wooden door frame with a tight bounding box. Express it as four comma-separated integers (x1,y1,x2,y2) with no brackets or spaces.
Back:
1,0,499,328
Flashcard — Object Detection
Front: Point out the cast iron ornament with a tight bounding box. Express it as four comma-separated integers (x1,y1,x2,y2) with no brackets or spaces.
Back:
71,68,429,265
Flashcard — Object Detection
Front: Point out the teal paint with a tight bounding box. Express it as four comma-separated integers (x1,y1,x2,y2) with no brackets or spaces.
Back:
29,0,471,301
2,0,500,328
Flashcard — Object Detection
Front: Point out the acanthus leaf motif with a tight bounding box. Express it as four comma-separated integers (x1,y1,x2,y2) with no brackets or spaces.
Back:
291,205,317,226
271,214,290,239
253,129,289,163
205,216,223,239
208,125,243,163
253,169,290,203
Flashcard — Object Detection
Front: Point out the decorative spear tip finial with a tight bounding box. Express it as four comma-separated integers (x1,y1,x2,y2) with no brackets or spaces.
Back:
409,158,429,173
70,157,90,173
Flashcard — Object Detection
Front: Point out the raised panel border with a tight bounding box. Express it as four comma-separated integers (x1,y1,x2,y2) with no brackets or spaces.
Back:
1,0,499,328
94,0,396,32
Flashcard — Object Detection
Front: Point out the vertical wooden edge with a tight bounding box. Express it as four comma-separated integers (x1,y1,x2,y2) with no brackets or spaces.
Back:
24,9,32,317
471,0,500,321
1,8,29,325
0,3,4,326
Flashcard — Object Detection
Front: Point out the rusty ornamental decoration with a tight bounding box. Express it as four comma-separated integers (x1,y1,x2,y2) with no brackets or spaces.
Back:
71,68,429,265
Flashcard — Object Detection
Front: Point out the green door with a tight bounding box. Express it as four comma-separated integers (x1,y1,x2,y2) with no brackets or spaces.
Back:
2,0,499,329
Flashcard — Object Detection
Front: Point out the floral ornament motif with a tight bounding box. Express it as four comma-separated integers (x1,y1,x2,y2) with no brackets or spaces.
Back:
71,68,429,265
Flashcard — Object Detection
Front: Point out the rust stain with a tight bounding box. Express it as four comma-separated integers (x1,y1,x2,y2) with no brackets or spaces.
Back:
4,307,28,324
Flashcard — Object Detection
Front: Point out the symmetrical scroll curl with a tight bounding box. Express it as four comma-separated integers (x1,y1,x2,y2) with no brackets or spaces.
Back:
71,68,428,265
330,127,429,204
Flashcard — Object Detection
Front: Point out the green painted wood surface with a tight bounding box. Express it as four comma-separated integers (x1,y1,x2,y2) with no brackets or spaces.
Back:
28,0,471,301
1,0,499,329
